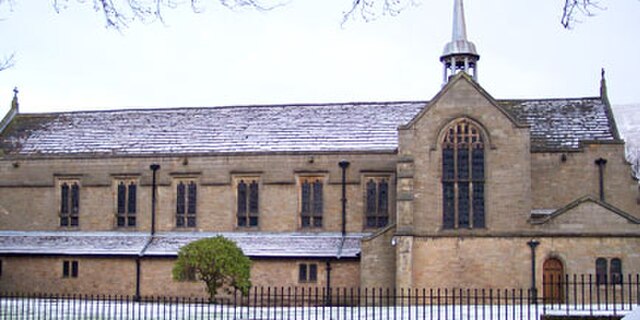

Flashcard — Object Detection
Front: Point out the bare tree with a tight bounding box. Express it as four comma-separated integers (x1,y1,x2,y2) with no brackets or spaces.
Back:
51,0,286,30
561,0,604,28
0,0,611,30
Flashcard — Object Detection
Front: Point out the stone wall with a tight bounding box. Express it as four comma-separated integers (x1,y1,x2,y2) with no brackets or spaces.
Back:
531,143,640,217
0,256,136,295
360,225,396,289
397,77,532,234
0,153,396,233
409,236,640,289
0,255,360,296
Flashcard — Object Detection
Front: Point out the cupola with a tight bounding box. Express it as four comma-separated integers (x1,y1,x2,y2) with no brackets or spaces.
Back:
440,0,480,83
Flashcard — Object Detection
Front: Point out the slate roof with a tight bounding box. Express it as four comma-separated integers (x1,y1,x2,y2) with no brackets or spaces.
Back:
0,97,618,156
498,98,618,150
0,231,366,258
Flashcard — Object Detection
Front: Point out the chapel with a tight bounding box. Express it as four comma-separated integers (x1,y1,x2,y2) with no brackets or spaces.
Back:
0,0,638,299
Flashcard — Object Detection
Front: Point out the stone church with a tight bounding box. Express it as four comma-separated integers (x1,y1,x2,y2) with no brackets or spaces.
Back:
0,0,638,299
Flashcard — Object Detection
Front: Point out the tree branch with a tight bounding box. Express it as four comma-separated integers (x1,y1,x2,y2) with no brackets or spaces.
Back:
341,0,419,26
0,53,15,72
561,0,605,29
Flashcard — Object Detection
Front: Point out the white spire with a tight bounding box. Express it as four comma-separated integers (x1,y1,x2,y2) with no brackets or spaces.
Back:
440,0,480,83
452,0,468,42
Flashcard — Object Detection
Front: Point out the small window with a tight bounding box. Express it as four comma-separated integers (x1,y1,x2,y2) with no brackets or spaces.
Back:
365,177,390,228
179,265,197,282
0,259,3,277
116,180,137,227
176,180,197,228
610,258,622,285
596,258,608,285
300,177,323,228
62,260,78,278
237,178,259,227
59,181,80,227
298,263,318,283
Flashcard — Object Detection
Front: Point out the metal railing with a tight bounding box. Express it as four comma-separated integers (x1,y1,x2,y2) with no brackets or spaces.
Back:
1,274,638,319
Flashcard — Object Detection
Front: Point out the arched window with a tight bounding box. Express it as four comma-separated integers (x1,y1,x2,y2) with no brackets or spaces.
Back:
595,257,608,285
610,258,622,285
442,119,485,229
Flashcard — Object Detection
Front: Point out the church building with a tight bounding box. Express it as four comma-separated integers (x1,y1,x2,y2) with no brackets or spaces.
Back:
0,0,638,299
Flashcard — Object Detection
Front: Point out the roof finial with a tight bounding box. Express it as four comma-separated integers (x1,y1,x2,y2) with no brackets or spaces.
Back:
600,68,608,100
440,0,480,84
11,87,19,112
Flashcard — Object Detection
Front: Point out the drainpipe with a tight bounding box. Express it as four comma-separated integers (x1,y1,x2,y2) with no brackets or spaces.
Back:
135,259,141,300
149,164,160,235
338,160,350,237
325,260,332,306
527,239,540,302
136,164,160,301
595,158,607,202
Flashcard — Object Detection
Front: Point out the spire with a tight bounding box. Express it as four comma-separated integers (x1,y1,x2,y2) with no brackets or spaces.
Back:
440,0,480,84
452,0,468,42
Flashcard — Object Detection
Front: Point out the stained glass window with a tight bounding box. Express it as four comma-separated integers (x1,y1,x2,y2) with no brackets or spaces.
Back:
442,119,485,229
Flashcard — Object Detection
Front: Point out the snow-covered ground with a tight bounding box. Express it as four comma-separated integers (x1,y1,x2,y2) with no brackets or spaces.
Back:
0,297,636,320
613,104,640,181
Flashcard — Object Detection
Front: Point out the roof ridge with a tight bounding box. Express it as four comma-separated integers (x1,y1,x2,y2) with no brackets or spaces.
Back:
18,100,430,116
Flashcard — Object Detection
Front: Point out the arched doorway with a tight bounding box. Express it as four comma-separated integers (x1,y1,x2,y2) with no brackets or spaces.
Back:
543,258,564,303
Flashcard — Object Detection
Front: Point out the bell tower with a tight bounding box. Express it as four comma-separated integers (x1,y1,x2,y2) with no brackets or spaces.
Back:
440,0,480,83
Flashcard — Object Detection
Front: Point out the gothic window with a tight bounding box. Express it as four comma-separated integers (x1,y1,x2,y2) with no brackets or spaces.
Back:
59,181,80,227
442,119,485,229
596,258,608,285
365,177,390,228
298,263,318,283
116,180,137,227
237,178,259,227
62,260,78,278
300,177,323,228
176,180,197,228
610,258,622,285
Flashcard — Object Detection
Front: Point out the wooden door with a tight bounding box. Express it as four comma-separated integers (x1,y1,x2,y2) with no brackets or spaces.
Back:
543,258,564,303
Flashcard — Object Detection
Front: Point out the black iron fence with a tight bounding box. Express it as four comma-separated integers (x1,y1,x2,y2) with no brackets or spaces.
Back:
1,275,638,319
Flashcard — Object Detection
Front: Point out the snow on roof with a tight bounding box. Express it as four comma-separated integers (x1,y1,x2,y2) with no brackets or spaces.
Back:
0,102,424,156
145,232,365,258
0,231,366,258
0,231,149,255
0,98,617,156
500,98,617,151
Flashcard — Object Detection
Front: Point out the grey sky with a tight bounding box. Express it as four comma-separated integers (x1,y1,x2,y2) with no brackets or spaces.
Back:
0,1,639,114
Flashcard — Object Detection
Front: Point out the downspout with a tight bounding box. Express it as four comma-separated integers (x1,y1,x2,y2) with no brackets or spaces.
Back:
595,158,607,202
325,260,332,306
338,160,350,237
329,160,349,306
149,164,161,235
135,164,160,301
527,239,540,302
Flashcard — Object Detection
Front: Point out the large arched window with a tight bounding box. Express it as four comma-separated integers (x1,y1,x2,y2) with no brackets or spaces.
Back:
442,119,485,229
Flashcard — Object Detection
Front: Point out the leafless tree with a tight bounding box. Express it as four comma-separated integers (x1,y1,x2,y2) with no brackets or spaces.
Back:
0,53,15,72
561,0,604,28
50,0,287,30
0,0,611,30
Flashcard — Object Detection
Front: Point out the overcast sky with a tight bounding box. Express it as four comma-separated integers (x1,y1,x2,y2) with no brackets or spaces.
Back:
0,1,639,114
